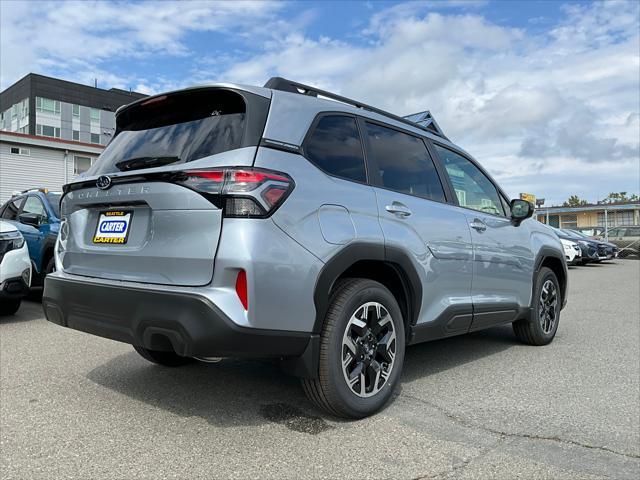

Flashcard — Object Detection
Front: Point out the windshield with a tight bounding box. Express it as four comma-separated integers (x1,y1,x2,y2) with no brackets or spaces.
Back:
46,193,61,218
88,89,264,176
561,229,583,239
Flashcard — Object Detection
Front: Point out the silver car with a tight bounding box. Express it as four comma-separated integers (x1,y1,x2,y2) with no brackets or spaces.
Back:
43,78,567,418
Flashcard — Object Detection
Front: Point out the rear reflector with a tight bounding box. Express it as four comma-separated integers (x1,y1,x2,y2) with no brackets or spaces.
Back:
175,167,294,218
236,270,248,310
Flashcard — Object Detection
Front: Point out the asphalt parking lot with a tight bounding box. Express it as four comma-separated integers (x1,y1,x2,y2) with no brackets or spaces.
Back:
1,260,639,479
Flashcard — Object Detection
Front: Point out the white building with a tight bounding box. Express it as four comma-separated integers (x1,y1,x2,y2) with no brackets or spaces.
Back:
0,131,103,202
0,73,146,202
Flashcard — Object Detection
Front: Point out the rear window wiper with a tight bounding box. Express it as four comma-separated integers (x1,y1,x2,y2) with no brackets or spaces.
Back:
115,156,181,172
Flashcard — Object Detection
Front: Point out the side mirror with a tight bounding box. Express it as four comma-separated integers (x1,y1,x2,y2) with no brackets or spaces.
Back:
510,199,534,224
18,212,43,228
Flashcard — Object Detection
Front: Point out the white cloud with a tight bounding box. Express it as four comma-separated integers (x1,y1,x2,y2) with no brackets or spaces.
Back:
0,0,638,205
207,1,640,204
0,0,282,90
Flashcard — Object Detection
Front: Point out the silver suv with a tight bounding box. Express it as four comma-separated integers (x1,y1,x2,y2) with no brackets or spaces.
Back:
43,78,567,418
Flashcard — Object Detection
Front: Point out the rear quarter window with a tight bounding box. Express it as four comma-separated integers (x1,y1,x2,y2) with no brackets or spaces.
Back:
303,115,367,183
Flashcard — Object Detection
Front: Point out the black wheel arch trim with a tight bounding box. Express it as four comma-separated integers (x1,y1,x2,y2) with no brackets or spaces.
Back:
533,247,568,309
312,242,423,335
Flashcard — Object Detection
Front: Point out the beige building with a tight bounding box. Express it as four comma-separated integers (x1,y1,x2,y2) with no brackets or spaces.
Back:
536,202,640,230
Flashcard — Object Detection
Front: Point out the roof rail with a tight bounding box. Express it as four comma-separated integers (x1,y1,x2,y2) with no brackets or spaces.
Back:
263,77,448,140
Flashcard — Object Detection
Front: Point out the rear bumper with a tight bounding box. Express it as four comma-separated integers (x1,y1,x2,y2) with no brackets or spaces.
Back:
43,274,311,359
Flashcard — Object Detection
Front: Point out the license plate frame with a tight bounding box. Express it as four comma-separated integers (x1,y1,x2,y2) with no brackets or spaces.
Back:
93,210,133,245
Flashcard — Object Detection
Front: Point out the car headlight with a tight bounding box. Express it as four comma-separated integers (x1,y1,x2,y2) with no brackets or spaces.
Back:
0,230,25,251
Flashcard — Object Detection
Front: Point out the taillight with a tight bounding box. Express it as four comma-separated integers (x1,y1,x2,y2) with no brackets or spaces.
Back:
175,167,294,217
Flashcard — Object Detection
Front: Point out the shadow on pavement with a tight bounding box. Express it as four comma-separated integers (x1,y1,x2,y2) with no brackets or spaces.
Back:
402,324,517,383
0,297,44,324
87,324,520,426
87,352,316,429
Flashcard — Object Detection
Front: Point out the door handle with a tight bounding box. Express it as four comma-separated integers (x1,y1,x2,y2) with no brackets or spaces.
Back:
385,202,412,217
470,218,487,232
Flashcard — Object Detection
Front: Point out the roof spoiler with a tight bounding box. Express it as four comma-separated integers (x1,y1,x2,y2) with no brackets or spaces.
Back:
264,77,448,140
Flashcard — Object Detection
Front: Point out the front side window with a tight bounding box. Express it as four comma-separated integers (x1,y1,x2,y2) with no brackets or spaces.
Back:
365,122,445,202
22,196,47,219
434,144,504,216
1,198,24,220
304,115,366,183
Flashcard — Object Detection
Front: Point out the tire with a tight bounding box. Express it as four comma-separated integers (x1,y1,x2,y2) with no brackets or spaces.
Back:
513,267,561,346
0,299,21,316
302,278,405,419
133,345,194,367
45,257,56,275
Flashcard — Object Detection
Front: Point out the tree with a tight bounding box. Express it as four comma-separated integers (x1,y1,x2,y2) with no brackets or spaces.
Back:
563,195,589,207
598,192,639,204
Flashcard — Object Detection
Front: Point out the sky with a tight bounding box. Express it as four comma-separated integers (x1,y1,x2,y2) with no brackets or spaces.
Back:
1,0,638,206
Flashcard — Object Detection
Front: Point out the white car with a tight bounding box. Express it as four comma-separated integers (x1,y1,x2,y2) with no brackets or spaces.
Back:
561,238,582,265
0,220,31,315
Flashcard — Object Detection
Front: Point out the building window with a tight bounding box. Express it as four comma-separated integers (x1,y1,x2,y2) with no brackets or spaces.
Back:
36,97,61,115
9,147,30,156
74,156,93,175
561,214,578,229
36,124,61,138
90,108,100,122
90,133,101,144
72,104,80,117
598,210,634,227
72,130,80,141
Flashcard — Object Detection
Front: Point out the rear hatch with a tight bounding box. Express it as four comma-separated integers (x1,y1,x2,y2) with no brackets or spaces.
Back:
59,87,270,286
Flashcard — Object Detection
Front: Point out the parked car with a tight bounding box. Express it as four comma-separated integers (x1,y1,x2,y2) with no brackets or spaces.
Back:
560,238,582,265
567,230,619,261
42,77,568,418
0,189,61,285
0,221,31,315
555,228,617,263
605,226,640,258
553,228,598,264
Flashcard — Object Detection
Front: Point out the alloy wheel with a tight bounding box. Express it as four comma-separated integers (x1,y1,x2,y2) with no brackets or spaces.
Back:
539,279,558,334
341,302,396,398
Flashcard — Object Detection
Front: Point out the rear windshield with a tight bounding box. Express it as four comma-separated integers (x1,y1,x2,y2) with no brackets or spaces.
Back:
88,89,266,175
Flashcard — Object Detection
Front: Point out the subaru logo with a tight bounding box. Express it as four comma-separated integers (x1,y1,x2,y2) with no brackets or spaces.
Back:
96,175,112,190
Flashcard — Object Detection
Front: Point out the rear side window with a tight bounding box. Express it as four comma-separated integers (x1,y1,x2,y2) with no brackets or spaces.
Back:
626,227,640,236
1,198,23,220
89,89,268,175
304,115,367,183
365,122,446,202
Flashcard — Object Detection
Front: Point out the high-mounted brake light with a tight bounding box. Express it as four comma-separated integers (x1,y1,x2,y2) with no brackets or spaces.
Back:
175,167,294,218
140,95,168,106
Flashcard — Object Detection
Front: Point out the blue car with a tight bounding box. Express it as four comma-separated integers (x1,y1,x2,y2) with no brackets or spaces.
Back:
0,189,61,285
